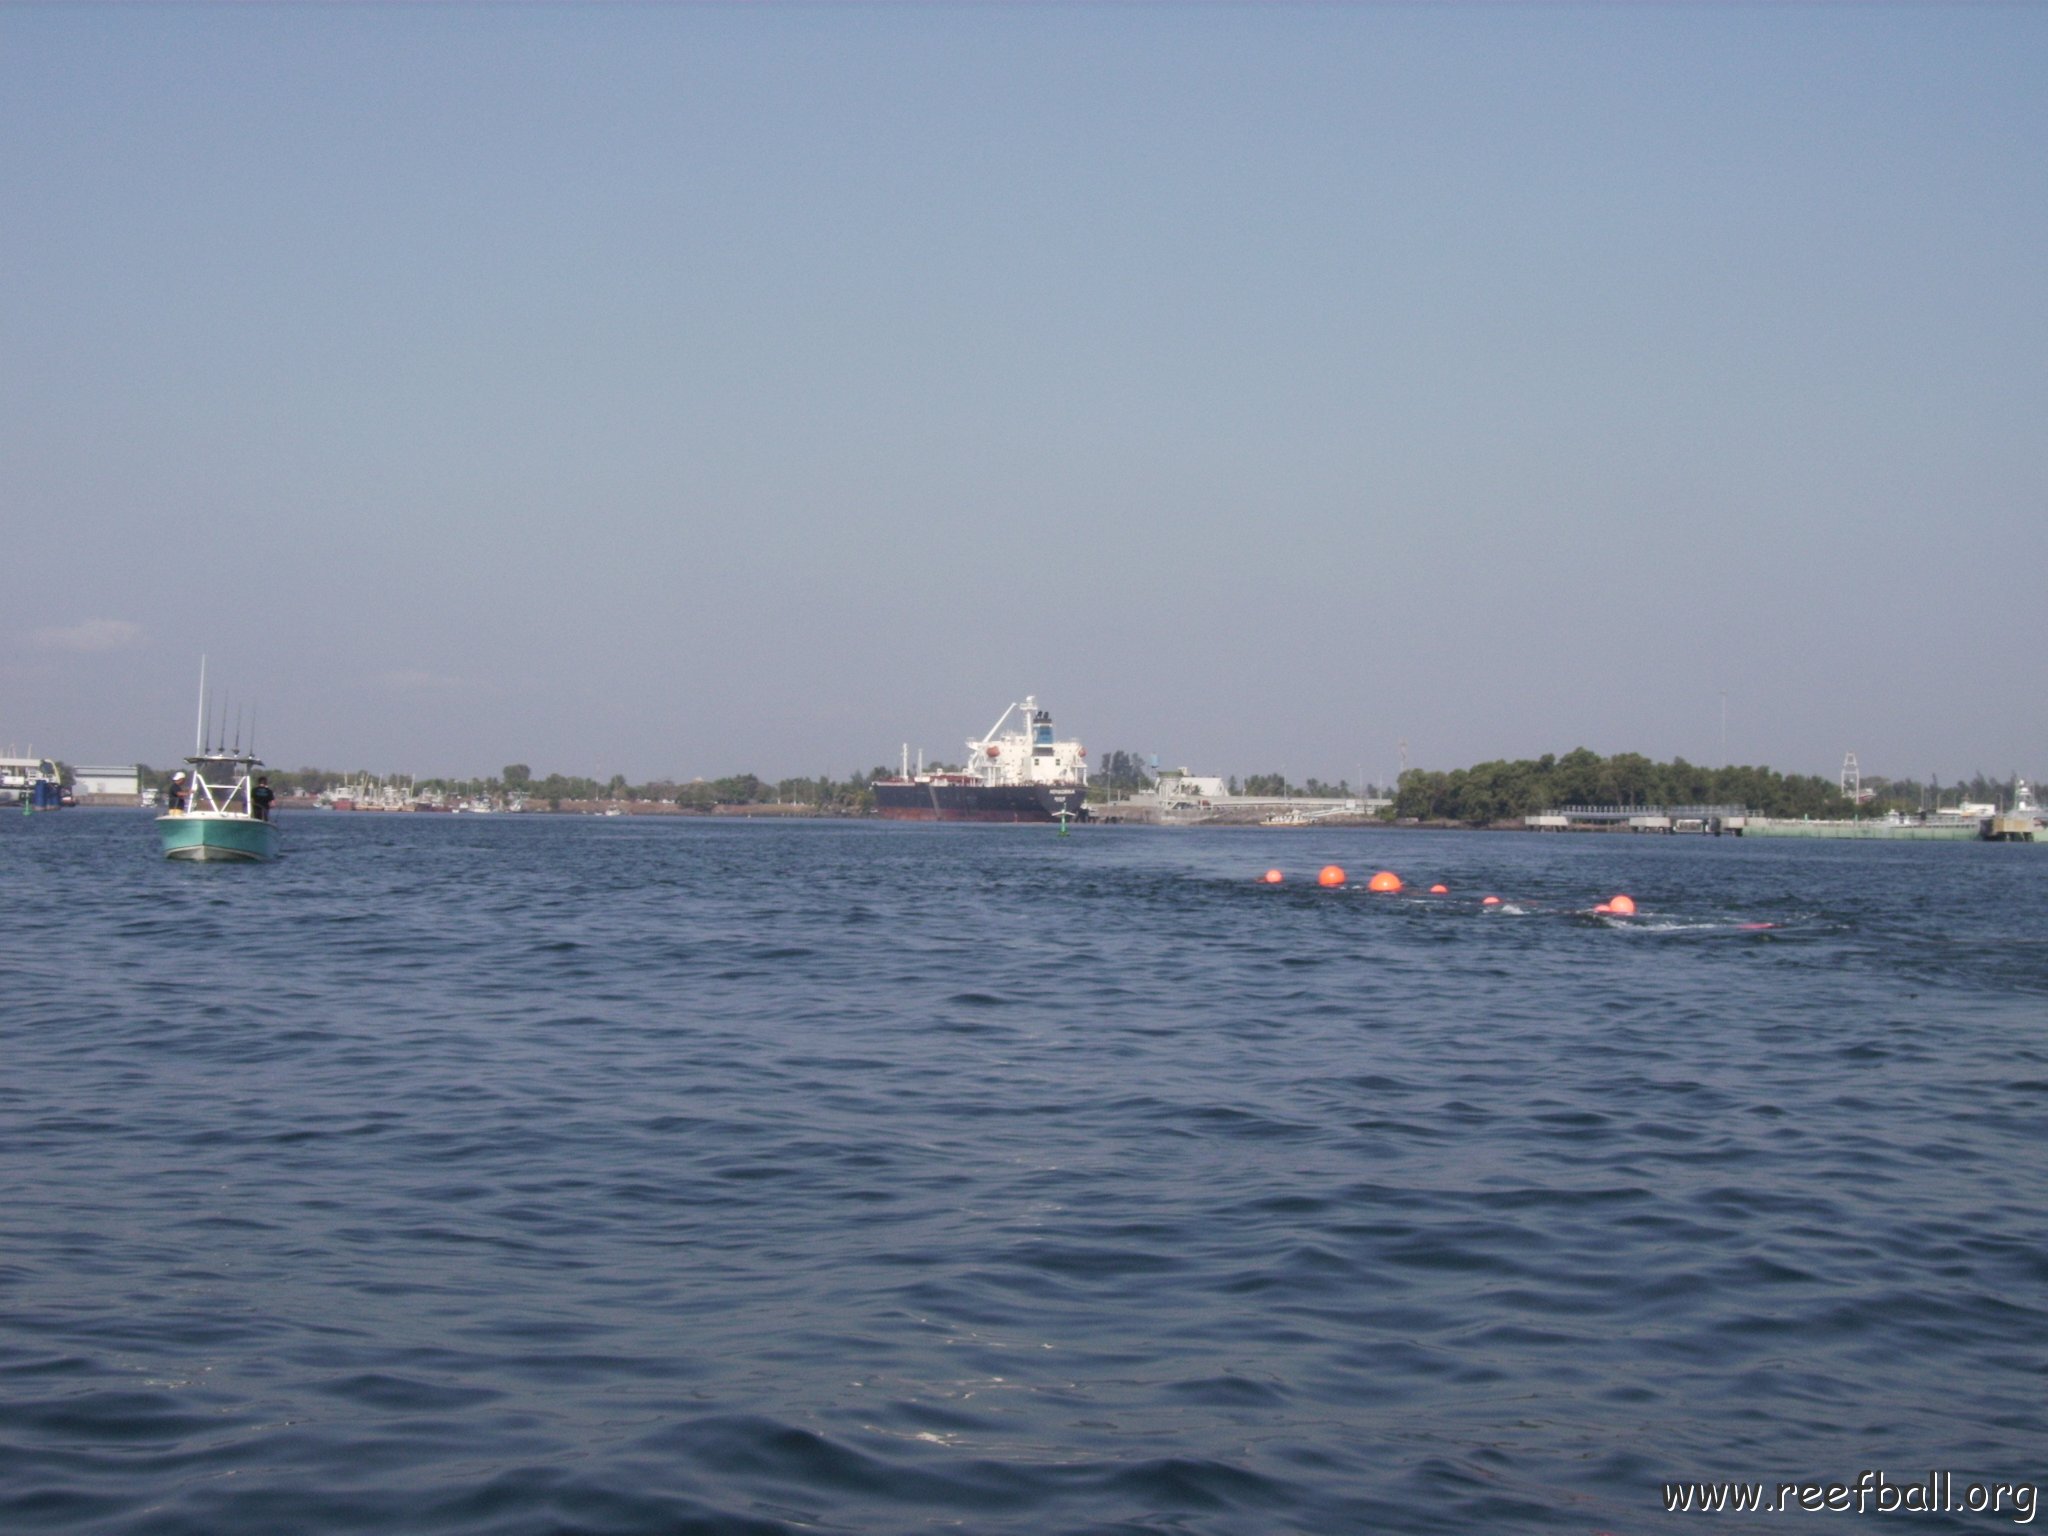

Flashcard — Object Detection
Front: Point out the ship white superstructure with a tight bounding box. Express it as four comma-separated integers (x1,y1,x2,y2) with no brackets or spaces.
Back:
967,697,1089,790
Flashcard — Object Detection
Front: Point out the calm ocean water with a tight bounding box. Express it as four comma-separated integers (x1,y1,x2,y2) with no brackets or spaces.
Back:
3,810,2044,1534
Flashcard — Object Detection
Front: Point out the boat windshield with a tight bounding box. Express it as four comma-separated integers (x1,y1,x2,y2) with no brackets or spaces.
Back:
185,755,260,816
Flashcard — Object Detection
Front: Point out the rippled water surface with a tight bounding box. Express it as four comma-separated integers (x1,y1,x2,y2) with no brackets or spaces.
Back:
4,812,2045,1533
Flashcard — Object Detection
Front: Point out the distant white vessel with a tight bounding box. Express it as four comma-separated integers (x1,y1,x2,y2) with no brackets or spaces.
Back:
1935,800,1997,821
1987,780,2046,843
0,754,63,809
322,777,426,812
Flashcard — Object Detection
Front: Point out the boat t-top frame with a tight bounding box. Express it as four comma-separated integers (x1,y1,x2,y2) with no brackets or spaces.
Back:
175,656,266,819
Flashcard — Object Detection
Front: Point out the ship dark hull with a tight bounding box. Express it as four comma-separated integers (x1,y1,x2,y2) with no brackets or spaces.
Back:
873,781,1088,823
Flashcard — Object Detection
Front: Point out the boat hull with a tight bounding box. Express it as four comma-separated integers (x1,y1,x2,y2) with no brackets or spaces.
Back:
873,781,1088,823
158,813,281,862
1735,819,1978,841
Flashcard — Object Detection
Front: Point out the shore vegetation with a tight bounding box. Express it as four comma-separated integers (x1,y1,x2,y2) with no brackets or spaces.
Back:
1393,752,2035,827
121,754,2035,823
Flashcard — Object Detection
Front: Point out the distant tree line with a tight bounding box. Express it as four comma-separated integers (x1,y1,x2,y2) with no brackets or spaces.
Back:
483,763,891,813
1092,755,1386,802
1236,773,1370,799
1091,749,1154,797
137,763,359,795
129,752,2036,823
133,762,893,813
1390,750,2040,826
667,771,884,814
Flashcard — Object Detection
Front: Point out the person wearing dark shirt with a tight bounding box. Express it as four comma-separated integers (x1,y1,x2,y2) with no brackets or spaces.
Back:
167,772,187,812
252,777,275,821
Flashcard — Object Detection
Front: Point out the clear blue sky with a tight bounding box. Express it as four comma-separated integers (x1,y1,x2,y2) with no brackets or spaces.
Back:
4,3,2042,787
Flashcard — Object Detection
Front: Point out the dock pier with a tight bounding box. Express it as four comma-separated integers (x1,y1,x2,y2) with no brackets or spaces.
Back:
1524,804,1748,834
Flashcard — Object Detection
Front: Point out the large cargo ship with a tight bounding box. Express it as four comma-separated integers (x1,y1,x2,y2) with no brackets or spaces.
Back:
874,697,1090,823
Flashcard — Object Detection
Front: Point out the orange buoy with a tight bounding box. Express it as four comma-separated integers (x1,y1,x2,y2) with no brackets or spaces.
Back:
1597,893,1636,916
1317,864,1346,887
1481,895,1501,906
1428,883,1448,895
1367,870,1402,893
1261,868,1284,884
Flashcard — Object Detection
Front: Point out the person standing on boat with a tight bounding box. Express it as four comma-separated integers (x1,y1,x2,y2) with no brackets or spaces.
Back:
166,771,187,812
252,776,274,821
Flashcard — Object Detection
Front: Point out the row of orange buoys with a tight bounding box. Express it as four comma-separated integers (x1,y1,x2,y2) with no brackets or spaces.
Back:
1258,865,1637,916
